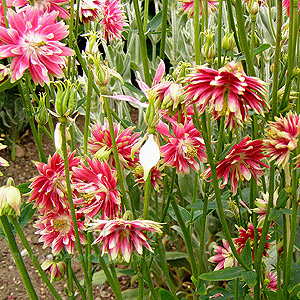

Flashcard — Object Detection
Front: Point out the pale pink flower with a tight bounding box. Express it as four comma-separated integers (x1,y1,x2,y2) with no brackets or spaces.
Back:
29,152,80,214
35,208,86,254
184,62,267,129
41,259,66,282
202,136,269,195
264,112,300,167
157,119,207,174
90,218,163,263
72,157,121,221
79,0,102,23
208,239,237,270
178,0,218,17
100,0,127,41
0,6,74,85
88,120,141,169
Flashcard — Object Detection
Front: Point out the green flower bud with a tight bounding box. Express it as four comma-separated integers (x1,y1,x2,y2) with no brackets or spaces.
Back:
222,32,235,51
0,178,21,216
247,0,259,15
35,93,49,125
202,32,216,63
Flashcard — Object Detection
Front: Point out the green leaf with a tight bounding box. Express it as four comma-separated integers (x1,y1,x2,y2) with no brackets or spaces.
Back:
268,208,282,221
288,262,300,294
159,288,175,300
147,11,162,32
165,252,189,260
0,78,20,93
18,203,35,229
199,287,233,300
241,270,257,287
92,270,107,285
199,267,244,281
241,239,252,268
17,182,31,194
237,44,271,61
122,288,149,299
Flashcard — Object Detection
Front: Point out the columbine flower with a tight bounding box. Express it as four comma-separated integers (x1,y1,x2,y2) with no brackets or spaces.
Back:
208,239,237,270
202,136,268,195
100,0,127,41
157,119,206,175
264,112,300,167
0,178,21,216
234,223,270,259
89,219,163,263
0,6,74,85
184,62,267,129
139,134,160,180
72,157,121,221
35,208,86,254
178,0,218,17
265,272,277,291
88,120,141,170
41,259,66,282
78,0,102,23
29,152,80,214
282,0,300,16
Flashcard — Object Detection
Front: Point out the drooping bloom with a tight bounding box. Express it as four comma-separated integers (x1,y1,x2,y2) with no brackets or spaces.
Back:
202,136,269,195
78,0,103,23
72,157,121,221
0,6,74,85
234,223,271,259
41,259,66,282
184,62,267,129
157,119,207,175
178,0,218,17
264,112,300,167
100,0,127,41
88,120,141,170
35,208,86,254
29,152,80,214
208,239,237,271
90,219,163,263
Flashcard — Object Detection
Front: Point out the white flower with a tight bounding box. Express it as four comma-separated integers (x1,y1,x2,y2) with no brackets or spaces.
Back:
139,134,160,180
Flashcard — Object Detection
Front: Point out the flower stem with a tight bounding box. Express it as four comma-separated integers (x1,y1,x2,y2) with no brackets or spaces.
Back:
194,0,201,65
143,174,151,219
217,0,223,68
0,215,38,300
159,0,168,59
59,118,93,300
250,15,256,61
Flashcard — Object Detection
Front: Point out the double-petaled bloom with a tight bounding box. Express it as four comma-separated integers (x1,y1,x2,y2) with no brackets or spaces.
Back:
208,239,237,270
35,208,86,254
88,120,141,170
178,0,218,17
72,157,121,221
78,0,103,23
89,219,163,263
0,6,74,85
156,119,206,175
29,152,80,214
184,62,267,129
202,136,268,195
264,112,300,167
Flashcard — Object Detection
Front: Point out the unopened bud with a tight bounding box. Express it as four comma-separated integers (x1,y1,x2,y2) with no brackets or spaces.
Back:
35,94,49,125
41,259,66,282
292,66,300,77
202,32,216,63
222,32,235,51
0,64,9,82
247,0,259,15
0,178,21,216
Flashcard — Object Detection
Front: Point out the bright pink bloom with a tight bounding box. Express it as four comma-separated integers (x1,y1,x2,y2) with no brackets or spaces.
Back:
202,136,269,195
266,272,277,291
72,157,121,221
79,0,102,23
0,7,74,85
100,0,127,41
35,208,86,254
208,239,237,270
90,219,163,263
282,0,300,16
184,62,267,129
264,112,300,167
178,0,218,17
29,152,80,214
88,120,141,170
234,223,270,259
157,119,207,174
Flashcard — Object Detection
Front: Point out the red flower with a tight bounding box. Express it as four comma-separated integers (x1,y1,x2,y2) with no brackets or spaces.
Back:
202,136,268,195
178,0,218,17
79,0,102,23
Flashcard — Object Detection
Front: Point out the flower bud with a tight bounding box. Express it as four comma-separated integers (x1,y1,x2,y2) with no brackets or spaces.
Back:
0,178,21,216
201,32,216,63
222,32,235,51
41,259,66,282
0,64,9,82
35,94,49,125
139,134,160,180
247,0,259,15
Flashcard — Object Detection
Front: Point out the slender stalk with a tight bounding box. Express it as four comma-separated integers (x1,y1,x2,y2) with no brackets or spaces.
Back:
143,0,149,32
217,0,223,68
142,254,158,299
159,0,168,59
250,15,257,61
234,278,239,300
189,173,198,234
71,268,87,300
143,174,151,219
194,0,201,64
109,263,122,298
86,232,92,280
59,118,93,300
0,216,38,300
66,254,74,299
137,272,144,300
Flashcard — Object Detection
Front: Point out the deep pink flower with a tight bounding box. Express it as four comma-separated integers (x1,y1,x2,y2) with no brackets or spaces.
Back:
264,112,300,167
88,120,141,170
234,223,270,259
90,218,163,263
79,0,102,23
29,152,80,214
0,6,74,85
283,0,300,16
178,0,218,17
208,239,237,270
184,62,267,129
157,119,207,174
72,157,121,221
35,208,86,254
202,136,269,195
100,0,127,41
266,272,277,291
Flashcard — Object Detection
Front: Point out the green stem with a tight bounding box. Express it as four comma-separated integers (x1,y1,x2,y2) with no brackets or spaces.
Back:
217,0,223,68
250,15,257,61
71,268,87,300
234,278,239,300
0,216,38,300
60,118,93,300
137,272,144,300
66,255,74,299
86,232,92,280
142,255,158,299
194,0,201,65
189,173,198,234
143,0,149,32
143,174,151,219
159,0,168,59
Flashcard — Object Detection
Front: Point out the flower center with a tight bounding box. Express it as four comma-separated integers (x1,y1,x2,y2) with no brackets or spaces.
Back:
54,218,71,234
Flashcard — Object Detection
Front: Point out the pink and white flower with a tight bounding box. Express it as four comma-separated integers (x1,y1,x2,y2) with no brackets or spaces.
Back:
72,157,121,221
90,218,163,262
202,136,269,195
178,0,218,17
0,6,74,85
79,0,102,23
41,259,66,282
156,119,207,174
